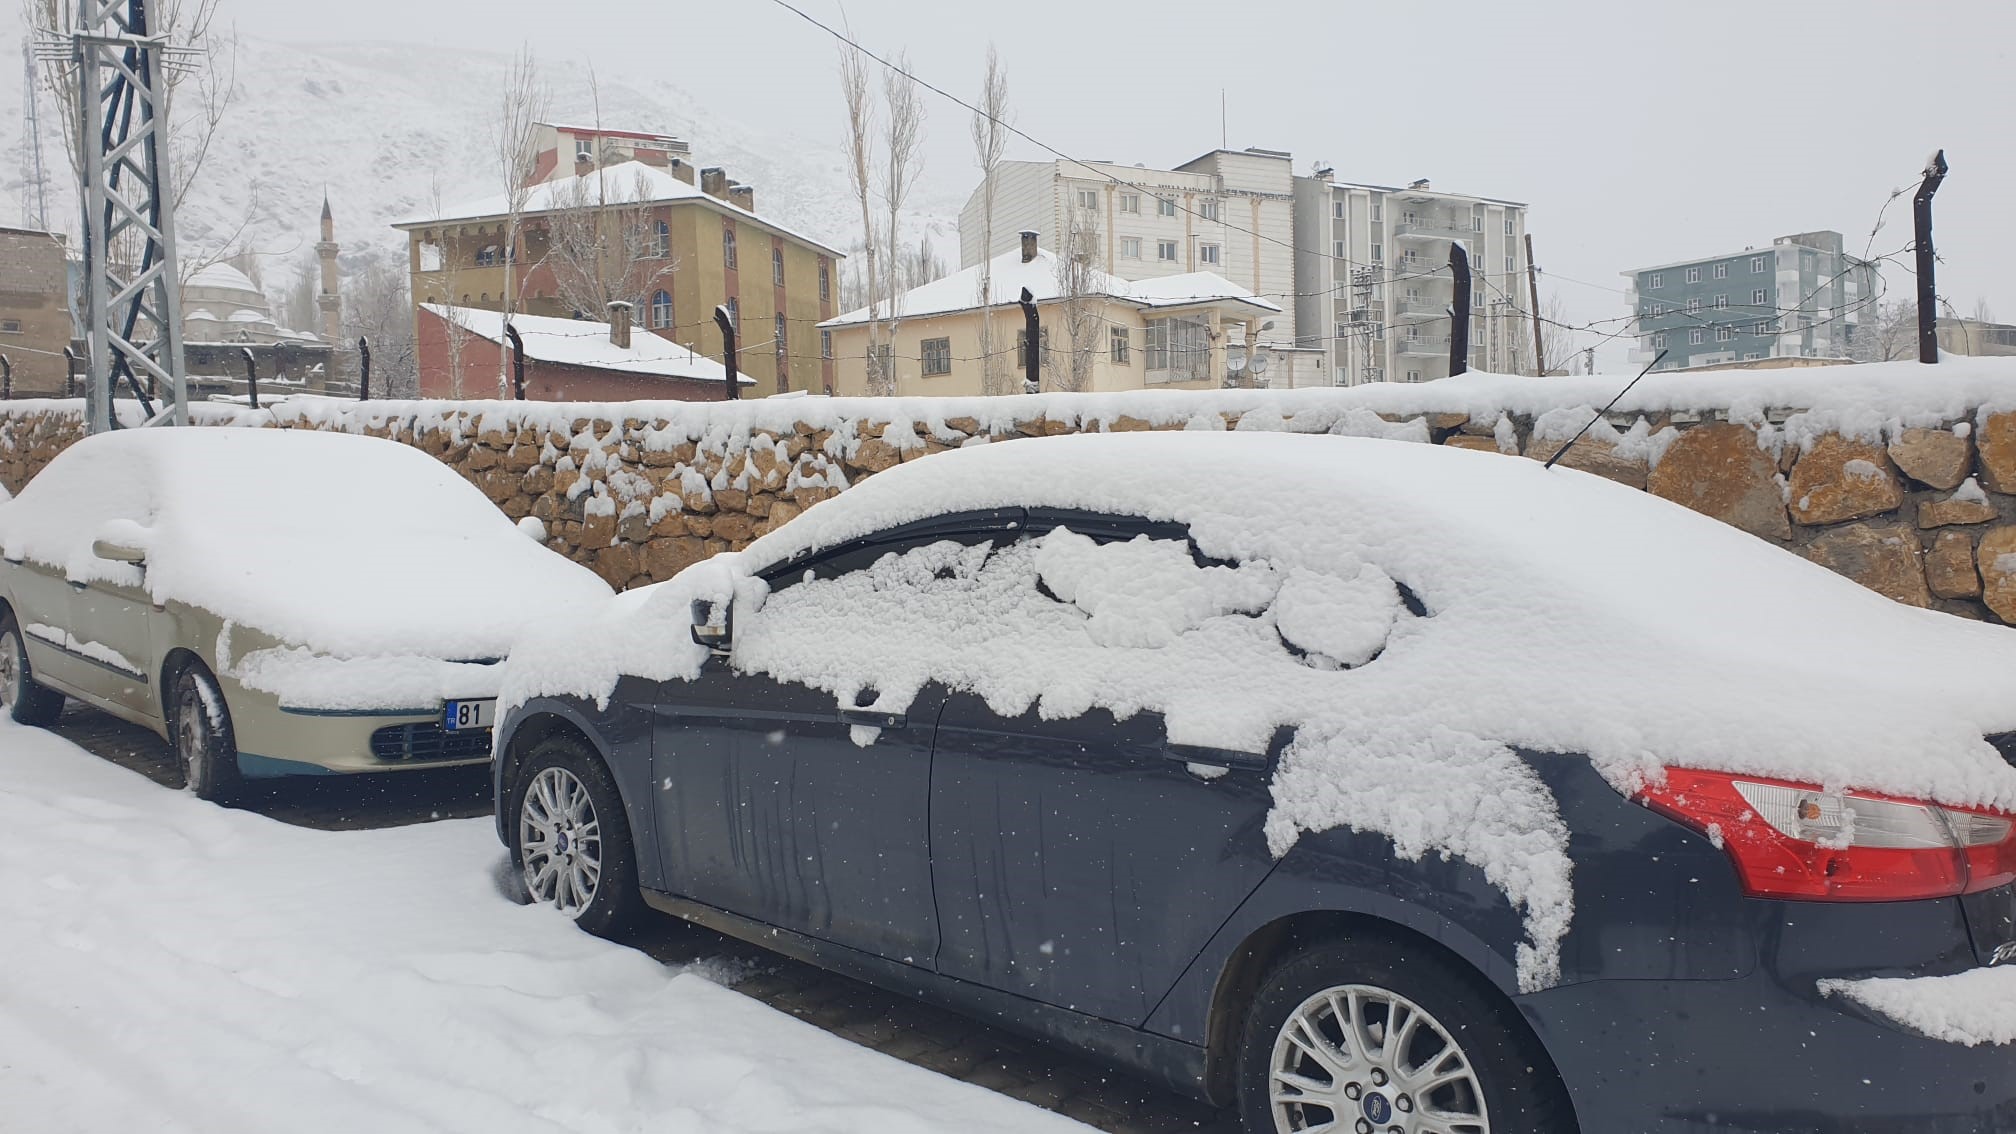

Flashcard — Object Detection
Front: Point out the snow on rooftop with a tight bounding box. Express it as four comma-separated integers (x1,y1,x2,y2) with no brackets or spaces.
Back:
401,160,843,256
820,246,1282,328
425,305,752,386
184,261,262,293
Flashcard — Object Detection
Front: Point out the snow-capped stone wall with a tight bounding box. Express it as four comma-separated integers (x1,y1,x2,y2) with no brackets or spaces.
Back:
5,358,2016,624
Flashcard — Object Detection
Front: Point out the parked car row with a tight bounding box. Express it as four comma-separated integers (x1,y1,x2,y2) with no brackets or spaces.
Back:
10,426,2016,1133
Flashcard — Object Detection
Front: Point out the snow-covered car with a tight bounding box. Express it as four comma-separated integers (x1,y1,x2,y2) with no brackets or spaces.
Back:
0,427,612,800
494,430,2016,1133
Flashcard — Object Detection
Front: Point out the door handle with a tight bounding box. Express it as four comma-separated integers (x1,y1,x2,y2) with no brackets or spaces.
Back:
838,708,906,729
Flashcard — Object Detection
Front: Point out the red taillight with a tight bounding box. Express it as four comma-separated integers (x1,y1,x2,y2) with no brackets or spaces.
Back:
1635,767,2016,902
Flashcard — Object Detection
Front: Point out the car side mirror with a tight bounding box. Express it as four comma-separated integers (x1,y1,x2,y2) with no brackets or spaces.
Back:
690,597,732,655
91,538,146,564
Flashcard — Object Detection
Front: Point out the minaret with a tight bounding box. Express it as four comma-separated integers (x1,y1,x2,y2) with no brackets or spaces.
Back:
315,193,341,343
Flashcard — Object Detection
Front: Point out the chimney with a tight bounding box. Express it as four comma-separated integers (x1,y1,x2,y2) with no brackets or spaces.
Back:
1409,178,1431,191
668,158,695,185
700,167,729,200
728,184,755,213
606,301,632,349
574,149,594,177
1314,166,1334,182
1019,229,1038,263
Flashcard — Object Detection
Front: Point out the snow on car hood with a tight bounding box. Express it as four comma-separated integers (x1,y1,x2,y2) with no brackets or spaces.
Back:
0,428,611,659
502,431,2016,991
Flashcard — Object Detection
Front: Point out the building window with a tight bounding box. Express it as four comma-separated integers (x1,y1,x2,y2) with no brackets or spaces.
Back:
1333,201,1344,219
1110,325,1131,364
653,220,670,259
1199,243,1221,266
921,336,951,376
1752,256,1767,273
819,260,831,301
0,319,19,334
650,290,672,328
1157,240,1178,261
1686,297,1702,313
1157,196,1176,217
1713,294,1729,309
1016,327,1050,370
475,245,500,267
1717,326,1734,341
1119,193,1140,214
1371,243,1383,262
1406,369,1422,382
1199,199,1220,221
1753,320,1772,333
1752,288,1766,305
1334,241,1346,259
1652,332,1667,348
725,296,738,328
1713,262,1728,279
1505,255,1514,272
722,225,738,269
1144,315,1210,380
1120,236,1142,259
1503,217,1514,235
1689,328,1705,345
775,314,787,362
1076,188,1098,211
821,329,833,359
1744,352,1762,360
1471,215,1483,232
772,247,785,287
1685,266,1701,284
1649,273,1663,289
1370,202,1382,221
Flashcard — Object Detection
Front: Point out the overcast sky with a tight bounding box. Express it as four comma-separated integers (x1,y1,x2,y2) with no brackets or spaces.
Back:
236,0,2014,361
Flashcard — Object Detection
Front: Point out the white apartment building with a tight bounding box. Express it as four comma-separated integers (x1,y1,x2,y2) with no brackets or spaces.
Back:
1291,172,1531,384
959,149,1301,357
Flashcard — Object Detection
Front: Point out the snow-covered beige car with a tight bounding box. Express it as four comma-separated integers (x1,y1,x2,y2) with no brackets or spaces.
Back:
0,427,611,800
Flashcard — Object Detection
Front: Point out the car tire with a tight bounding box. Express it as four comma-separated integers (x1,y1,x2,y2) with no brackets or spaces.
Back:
0,611,65,726
171,664,241,804
1236,934,1575,1134
509,735,644,938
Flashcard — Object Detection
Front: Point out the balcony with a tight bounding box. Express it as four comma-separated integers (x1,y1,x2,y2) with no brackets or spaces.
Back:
1394,298,1446,319
1392,258,1445,281
1397,335,1451,355
1392,218,1480,240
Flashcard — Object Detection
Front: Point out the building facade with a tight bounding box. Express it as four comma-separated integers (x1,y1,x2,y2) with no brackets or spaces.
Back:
0,227,73,396
1291,173,1531,385
395,156,841,397
1624,231,1880,370
1936,317,2016,358
959,149,1299,351
823,233,1280,398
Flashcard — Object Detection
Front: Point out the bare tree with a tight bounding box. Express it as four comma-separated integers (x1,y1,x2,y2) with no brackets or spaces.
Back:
1846,299,1917,363
1973,296,1998,326
344,256,418,397
1537,292,1576,376
1053,213,1105,393
534,71,675,322
417,176,472,397
494,46,549,397
278,249,320,333
969,46,1013,394
839,43,884,394
876,51,925,395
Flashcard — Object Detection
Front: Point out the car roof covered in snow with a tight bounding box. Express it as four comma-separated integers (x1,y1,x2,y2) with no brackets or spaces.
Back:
0,428,612,658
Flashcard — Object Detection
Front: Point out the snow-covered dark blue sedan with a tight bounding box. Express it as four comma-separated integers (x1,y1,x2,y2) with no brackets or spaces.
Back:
494,430,2016,1133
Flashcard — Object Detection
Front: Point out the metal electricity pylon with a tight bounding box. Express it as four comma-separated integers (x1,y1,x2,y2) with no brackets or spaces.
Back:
46,0,198,431
19,41,52,231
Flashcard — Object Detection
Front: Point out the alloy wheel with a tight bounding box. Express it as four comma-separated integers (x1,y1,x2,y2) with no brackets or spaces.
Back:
1269,983,1489,1134
176,693,209,786
519,766,603,917
0,630,19,709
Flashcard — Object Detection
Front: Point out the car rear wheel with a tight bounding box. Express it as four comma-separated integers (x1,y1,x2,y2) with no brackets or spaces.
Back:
1238,936,1574,1134
511,735,643,937
172,665,241,803
0,612,65,726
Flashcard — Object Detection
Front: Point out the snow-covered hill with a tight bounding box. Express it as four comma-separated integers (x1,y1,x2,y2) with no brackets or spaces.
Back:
0,27,963,300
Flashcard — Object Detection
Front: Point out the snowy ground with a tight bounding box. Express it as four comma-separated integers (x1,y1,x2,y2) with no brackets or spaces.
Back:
0,721,1088,1133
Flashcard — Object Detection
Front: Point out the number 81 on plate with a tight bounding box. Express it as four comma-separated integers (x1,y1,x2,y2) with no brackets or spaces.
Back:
444,699,497,731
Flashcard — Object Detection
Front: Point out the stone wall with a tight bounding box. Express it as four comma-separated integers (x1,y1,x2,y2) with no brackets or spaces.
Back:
5,372,2016,624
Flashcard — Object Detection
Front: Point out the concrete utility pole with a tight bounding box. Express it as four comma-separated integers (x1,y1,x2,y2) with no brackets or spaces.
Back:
58,0,193,431
1914,150,1948,365
1525,233,1546,376
714,305,741,401
1018,288,1041,394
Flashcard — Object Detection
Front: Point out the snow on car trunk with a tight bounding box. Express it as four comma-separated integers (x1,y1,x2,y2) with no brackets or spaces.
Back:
0,428,611,661
502,431,2016,993
0,722,1091,1133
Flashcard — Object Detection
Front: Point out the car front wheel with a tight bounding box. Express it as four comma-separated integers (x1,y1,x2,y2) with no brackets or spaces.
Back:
1238,935,1575,1134
510,735,643,937
172,665,241,803
0,612,64,726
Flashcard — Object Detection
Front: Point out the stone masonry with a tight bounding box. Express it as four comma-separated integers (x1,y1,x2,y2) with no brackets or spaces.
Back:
7,393,2016,626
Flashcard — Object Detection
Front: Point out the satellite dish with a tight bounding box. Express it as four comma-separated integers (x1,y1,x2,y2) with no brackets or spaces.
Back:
1249,350,1272,376
1227,353,1247,372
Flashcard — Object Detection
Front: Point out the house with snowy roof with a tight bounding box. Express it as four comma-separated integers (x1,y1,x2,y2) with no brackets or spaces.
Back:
416,303,751,402
819,231,1281,397
393,141,844,398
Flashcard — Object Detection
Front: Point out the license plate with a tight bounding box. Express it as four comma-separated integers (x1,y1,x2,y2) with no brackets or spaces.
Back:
443,699,497,732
